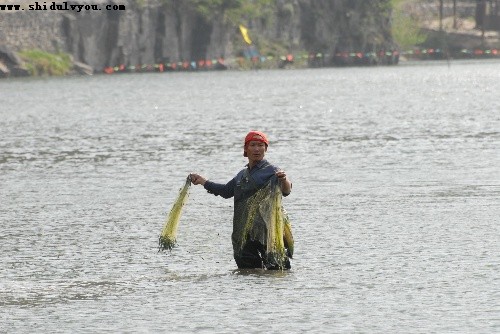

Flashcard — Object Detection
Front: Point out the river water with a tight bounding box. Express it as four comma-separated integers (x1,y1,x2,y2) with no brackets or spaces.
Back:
1,60,499,333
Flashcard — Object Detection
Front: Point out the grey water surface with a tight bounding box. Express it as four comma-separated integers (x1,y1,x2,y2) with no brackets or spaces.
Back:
1,60,499,333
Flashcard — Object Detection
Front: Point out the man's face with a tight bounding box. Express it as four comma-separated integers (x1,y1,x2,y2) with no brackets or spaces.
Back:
245,140,267,162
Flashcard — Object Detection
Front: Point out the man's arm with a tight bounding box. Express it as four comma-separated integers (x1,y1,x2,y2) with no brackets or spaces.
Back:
190,173,235,199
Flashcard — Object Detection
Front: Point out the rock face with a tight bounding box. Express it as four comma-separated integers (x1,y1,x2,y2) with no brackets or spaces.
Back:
0,45,30,77
0,0,396,71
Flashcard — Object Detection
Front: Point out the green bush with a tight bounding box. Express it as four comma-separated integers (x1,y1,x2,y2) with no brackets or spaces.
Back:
391,0,427,49
19,49,72,76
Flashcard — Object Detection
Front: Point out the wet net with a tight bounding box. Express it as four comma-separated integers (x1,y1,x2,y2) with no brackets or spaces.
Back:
158,176,294,269
234,180,294,269
158,176,191,251
265,183,287,267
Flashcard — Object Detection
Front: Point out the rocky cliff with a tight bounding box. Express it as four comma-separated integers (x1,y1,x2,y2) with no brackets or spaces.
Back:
0,0,396,72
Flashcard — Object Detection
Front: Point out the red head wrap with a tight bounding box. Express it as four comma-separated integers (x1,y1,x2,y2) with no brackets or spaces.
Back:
243,131,269,157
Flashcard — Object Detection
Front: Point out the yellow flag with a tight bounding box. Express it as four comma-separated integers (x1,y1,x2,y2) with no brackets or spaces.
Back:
239,25,252,45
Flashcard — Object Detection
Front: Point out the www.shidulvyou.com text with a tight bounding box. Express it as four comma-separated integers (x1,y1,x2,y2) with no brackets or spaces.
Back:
1,2,126,12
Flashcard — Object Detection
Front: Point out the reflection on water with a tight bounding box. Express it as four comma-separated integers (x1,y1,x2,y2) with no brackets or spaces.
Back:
1,60,499,333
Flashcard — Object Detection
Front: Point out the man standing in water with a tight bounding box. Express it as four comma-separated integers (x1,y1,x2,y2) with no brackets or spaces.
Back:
190,130,293,269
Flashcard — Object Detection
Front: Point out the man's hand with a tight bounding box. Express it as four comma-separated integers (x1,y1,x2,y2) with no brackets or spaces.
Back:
276,170,292,195
189,173,207,186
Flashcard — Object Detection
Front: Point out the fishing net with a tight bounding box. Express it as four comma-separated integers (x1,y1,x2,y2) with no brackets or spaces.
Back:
283,211,294,258
158,175,294,270
265,183,287,268
158,176,191,251
234,180,294,269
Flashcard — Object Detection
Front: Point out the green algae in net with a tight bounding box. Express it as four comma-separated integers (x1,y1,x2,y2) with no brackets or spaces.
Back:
236,181,294,270
265,182,288,269
158,176,191,251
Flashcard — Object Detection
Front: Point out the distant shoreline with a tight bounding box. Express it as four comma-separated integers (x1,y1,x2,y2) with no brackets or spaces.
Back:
2,55,500,81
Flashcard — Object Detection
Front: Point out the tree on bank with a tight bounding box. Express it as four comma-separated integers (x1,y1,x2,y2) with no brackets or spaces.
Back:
391,0,427,49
